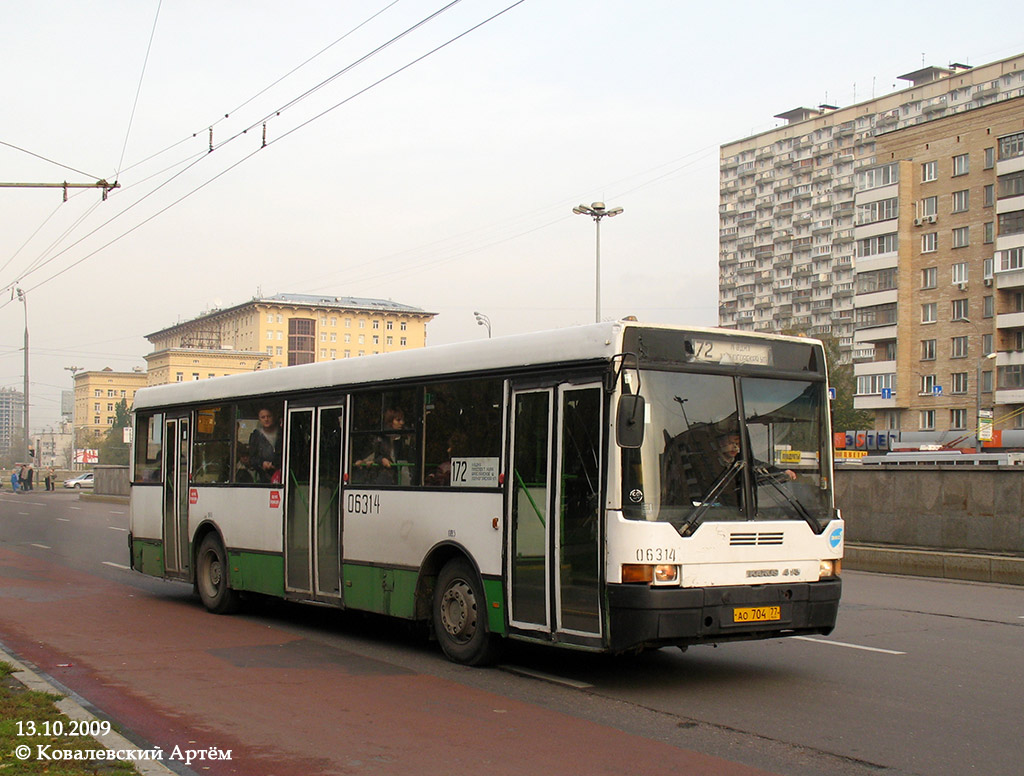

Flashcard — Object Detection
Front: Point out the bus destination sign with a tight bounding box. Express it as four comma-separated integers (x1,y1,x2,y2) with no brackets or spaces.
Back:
691,338,772,366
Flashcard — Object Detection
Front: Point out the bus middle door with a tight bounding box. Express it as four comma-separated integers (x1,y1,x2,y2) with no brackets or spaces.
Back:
507,381,603,643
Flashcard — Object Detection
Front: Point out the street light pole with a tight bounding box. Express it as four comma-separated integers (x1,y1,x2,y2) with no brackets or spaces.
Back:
573,201,623,323
473,311,491,338
65,366,83,470
16,288,29,461
976,352,997,453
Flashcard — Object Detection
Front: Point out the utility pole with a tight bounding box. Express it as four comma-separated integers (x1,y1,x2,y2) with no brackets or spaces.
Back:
15,288,29,461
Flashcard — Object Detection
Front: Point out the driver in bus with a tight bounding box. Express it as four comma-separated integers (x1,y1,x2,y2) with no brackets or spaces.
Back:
716,431,796,481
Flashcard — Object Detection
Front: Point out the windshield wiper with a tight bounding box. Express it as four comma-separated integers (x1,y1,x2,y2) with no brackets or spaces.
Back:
754,465,822,532
677,460,744,537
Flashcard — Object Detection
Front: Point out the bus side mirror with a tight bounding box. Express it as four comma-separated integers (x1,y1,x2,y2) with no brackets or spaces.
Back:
616,395,645,448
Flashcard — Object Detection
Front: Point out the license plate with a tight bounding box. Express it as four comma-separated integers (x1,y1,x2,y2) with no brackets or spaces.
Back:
733,605,781,623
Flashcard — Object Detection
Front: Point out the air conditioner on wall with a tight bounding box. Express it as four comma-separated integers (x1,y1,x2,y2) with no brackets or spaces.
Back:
957,282,968,291
926,214,937,224
984,278,993,286
913,217,923,226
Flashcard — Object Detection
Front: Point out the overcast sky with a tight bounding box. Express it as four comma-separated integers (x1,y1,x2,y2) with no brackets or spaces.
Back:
1,0,1021,429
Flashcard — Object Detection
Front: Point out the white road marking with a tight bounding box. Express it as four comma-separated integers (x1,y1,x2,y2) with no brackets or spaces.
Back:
69,506,82,510
500,665,594,688
102,562,130,571
108,526,128,532
793,636,905,655
30,543,51,550
57,518,71,522
109,510,126,515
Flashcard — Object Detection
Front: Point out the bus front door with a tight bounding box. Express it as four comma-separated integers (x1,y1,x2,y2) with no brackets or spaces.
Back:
283,404,344,603
508,383,603,642
162,416,190,579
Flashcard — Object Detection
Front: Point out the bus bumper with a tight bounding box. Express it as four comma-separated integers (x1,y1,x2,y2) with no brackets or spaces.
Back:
605,578,842,653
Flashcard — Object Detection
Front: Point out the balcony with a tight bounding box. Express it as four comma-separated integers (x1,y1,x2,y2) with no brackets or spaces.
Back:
995,267,1024,290
995,311,1024,331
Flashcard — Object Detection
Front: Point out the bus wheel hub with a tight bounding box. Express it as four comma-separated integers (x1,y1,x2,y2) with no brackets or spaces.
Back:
440,581,475,641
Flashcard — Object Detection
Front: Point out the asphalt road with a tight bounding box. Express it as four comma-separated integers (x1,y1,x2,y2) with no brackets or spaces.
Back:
0,491,1021,776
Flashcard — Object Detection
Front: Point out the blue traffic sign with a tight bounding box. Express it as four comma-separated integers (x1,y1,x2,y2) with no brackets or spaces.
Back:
881,388,892,399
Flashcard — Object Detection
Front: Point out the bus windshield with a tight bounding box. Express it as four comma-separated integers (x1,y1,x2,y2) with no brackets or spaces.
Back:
621,370,832,534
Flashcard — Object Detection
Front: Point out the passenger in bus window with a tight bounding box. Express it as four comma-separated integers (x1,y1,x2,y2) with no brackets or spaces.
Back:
355,407,411,485
249,407,282,483
425,431,467,487
235,444,256,483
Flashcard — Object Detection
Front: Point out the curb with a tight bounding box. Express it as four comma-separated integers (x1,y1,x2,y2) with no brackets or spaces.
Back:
845,543,1024,586
0,646,175,776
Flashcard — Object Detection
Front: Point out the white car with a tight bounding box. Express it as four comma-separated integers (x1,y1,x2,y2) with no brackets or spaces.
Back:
63,472,95,489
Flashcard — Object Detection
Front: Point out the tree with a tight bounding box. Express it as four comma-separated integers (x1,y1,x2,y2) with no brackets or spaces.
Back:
98,399,132,465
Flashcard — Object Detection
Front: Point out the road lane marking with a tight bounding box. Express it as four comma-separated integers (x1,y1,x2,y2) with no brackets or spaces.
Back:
109,510,126,515
500,665,594,688
69,506,82,510
793,636,905,655
30,543,51,550
108,526,128,532
102,562,131,571
57,518,71,522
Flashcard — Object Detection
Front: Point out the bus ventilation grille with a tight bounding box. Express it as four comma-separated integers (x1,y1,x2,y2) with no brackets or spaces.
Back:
730,532,785,546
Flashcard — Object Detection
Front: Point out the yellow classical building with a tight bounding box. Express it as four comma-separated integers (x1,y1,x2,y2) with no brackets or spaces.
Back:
145,293,436,379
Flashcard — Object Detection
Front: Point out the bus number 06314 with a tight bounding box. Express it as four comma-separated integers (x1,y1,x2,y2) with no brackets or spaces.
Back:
347,493,380,514
636,548,676,562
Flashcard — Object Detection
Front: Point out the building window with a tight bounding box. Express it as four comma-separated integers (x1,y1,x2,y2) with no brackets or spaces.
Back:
950,409,967,430
984,147,995,169
921,339,936,360
358,335,365,344
176,373,183,382
922,302,937,323
998,211,1024,236
951,189,970,213
922,233,938,253
857,163,899,190
920,375,936,394
94,402,100,412
192,373,200,381
330,317,337,326
345,318,351,327
400,337,407,346
320,349,327,358
330,332,336,342
372,335,380,345
983,333,994,356
985,222,995,243
372,320,380,330
856,373,894,396
952,226,970,248
344,333,351,343
320,333,327,342
1002,247,1024,270
856,268,898,293
951,373,969,395
276,346,283,356
951,336,969,358
999,171,1024,199
386,336,393,345
951,263,968,284
858,233,898,257
921,160,938,182
386,321,394,330
94,416,100,425
998,131,1024,161
400,321,407,331
984,184,995,207
951,298,969,321
952,153,969,176
919,196,938,217
288,318,316,366
856,197,899,225
984,296,995,318
330,349,336,359
855,303,897,329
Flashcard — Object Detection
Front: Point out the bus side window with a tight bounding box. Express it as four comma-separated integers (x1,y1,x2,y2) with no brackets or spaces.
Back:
193,406,233,483
349,389,420,486
236,401,284,484
134,411,163,483
422,378,502,487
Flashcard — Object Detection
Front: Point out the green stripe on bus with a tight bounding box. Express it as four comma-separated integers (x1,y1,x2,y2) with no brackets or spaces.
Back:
483,578,506,636
227,551,285,597
342,564,417,619
133,539,164,577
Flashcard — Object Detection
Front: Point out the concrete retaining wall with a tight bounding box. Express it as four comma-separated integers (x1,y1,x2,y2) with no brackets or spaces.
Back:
94,465,130,497
834,466,1024,554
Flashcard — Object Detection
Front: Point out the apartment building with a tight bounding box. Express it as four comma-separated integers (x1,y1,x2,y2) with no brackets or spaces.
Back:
145,293,436,379
0,388,25,456
73,368,149,437
719,53,1024,363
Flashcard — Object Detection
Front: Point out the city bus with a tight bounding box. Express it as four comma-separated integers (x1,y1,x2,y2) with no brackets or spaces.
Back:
129,322,843,665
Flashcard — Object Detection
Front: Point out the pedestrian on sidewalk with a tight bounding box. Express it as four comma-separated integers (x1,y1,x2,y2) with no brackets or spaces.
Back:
23,466,33,491
45,468,54,491
10,469,19,493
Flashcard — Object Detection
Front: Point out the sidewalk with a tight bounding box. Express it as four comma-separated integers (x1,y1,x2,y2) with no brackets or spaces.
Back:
846,542,1024,585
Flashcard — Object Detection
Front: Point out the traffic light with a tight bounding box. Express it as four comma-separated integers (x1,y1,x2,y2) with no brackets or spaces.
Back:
28,447,35,459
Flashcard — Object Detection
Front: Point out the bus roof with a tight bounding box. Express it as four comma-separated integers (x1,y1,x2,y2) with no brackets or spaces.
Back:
132,321,820,411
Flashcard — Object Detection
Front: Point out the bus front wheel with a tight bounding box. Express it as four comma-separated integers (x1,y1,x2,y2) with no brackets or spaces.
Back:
196,534,239,614
433,558,499,666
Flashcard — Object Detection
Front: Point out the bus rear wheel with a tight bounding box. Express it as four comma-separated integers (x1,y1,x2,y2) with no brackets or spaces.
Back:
433,558,499,666
196,534,239,614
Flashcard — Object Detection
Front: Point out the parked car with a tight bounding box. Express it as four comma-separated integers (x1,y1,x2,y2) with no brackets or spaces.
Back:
63,472,94,489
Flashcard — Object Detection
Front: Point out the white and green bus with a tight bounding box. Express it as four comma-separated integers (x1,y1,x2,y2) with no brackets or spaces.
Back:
129,322,843,665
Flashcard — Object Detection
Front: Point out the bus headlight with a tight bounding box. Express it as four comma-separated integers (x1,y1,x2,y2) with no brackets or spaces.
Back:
621,564,681,586
819,559,842,578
